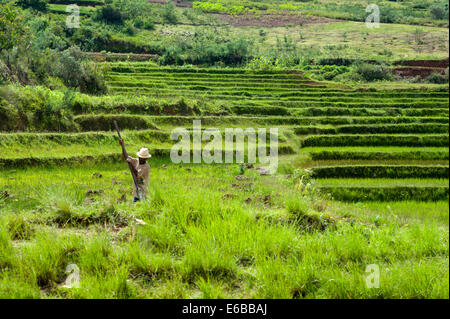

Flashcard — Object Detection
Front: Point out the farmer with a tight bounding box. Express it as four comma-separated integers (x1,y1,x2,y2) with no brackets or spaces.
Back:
119,139,151,202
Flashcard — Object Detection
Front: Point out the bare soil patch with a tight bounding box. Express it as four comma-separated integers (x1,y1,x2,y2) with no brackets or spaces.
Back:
393,58,449,68
210,13,337,27
393,66,447,79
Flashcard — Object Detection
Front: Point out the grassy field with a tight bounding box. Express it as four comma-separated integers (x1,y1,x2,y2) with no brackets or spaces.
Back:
96,20,449,65
154,21,449,61
0,162,448,298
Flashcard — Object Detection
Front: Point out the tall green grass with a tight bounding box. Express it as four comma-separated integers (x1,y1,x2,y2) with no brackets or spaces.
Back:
0,163,448,298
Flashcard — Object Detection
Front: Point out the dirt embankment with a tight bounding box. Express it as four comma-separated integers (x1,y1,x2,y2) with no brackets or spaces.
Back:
393,58,448,79
393,58,449,68
393,67,447,78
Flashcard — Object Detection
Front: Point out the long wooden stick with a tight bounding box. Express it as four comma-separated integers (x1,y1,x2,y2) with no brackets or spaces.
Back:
114,121,142,200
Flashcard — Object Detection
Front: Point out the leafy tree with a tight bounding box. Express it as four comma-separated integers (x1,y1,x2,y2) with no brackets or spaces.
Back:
430,2,449,20
96,5,124,24
0,3,25,53
50,46,107,94
162,0,178,24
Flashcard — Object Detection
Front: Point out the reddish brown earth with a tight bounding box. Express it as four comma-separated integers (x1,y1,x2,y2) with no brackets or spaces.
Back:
393,67,447,79
210,13,337,27
393,58,449,68
392,58,448,79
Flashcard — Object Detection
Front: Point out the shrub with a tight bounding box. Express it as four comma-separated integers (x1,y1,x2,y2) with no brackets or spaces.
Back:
430,3,449,20
142,18,155,30
162,1,178,24
31,93,77,132
123,21,136,36
355,63,392,82
97,5,124,24
78,62,108,95
425,70,448,84
248,56,274,72
0,85,78,132
134,17,155,30
333,71,364,83
159,45,183,65
0,99,20,131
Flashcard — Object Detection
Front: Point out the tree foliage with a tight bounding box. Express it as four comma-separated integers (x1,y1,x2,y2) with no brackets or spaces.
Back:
0,3,25,53
15,0,48,12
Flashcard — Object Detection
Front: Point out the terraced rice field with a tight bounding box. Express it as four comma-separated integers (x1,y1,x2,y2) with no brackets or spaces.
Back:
1,63,447,204
2,63,448,202
95,62,450,203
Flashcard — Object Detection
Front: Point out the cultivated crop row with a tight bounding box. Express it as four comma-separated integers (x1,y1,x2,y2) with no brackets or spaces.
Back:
301,134,449,147
294,124,449,135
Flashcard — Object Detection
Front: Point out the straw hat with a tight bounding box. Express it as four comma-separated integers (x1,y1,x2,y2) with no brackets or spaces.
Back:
137,148,151,159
